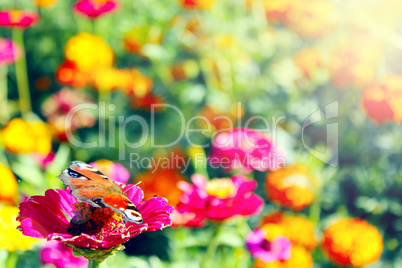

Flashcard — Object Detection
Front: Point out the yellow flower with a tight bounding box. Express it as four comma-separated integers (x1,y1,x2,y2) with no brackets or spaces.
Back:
261,211,318,251
253,245,313,268
265,164,318,211
294,48,325,79
0,164,18,206
64,33,114,72
322,218,383,267
1,118,52,155
35,0,58,7
180,0,215,10
206,178,236,199
0,206,40,251
91,68,132,92
286,0,336,38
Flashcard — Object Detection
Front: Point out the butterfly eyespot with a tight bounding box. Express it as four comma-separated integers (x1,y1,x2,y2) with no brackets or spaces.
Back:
68,170,81,178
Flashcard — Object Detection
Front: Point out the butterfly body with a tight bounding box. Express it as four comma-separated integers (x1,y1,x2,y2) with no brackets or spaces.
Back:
59,161,143,224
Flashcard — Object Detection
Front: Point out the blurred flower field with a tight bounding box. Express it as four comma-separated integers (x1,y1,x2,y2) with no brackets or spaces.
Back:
0,0,402,267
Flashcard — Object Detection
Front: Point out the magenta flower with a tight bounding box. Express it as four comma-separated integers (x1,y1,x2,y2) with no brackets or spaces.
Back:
40,240,88,268
0,38,22,66
73,0,120,19
209,128,286,173
17,184,173,252
176,174,263,222
0,10,39,28
246,229,292,263
89,159,130,184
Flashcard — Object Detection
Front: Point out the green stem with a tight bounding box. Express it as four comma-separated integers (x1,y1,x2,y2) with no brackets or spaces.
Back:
12,28,32,117
0,65,9,123
200,224,222,268
309,185,322,225
87,259,102,268
6,251,18,268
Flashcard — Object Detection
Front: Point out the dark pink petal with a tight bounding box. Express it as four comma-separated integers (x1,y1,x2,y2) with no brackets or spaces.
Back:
73,0,119,19
123,184,144,206
17,189,75,238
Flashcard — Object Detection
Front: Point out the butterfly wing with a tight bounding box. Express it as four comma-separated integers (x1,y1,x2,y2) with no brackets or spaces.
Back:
58,161,122,207
59,161,143,224
102,194,143,224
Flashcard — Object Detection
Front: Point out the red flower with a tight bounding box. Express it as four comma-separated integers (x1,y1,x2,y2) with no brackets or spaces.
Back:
176,174,263,222
17,184,173,250
0,10,39,29
73,0,120,19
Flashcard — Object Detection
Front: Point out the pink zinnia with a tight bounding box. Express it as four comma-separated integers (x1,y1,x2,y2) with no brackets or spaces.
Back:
176,174,263,222
246,229,292,263
209,128,286,173
0,38,22,65
17,184,173,252
40,240,88,268
73,0,120,19
89,159,130,185
0,10,39,28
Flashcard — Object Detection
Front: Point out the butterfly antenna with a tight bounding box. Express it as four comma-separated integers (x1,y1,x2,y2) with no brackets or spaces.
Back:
117,160,144,184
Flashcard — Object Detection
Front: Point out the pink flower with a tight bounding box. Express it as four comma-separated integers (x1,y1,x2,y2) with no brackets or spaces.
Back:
209,128,286,173
246,229,292,263
0,38,22,65
17,184,173,250
33,152,55,170
40,240,88,268
41,88,96,141
176,174,263,222
0,10,39,28
89,160,130,184
170,210,206,228
73,0,120,19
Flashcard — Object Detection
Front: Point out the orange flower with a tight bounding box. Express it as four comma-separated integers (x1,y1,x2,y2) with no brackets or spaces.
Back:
0,163,18,206
322,218,383,267
125,69,153,98
35,0,58,7
264,0,336,38
171,60,199,81
180,0,215,10
264,0,291,24
1,118,52,155
329,33,383,89
253,245,313,268
56,60,90,88
294,48,325,79
362,74,402,124
260,212,317,251
136,168,185,207
265,164,317,211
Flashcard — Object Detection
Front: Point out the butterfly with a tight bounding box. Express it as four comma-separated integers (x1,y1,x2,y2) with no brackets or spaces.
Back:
58,161,143,224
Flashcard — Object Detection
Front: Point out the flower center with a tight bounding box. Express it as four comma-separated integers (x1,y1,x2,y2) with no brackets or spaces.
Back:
67,203,128,240
206,178,236,198
9,11,23,24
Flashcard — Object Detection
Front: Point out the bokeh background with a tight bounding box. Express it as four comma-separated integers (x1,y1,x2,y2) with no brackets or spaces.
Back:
0,0,402,267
